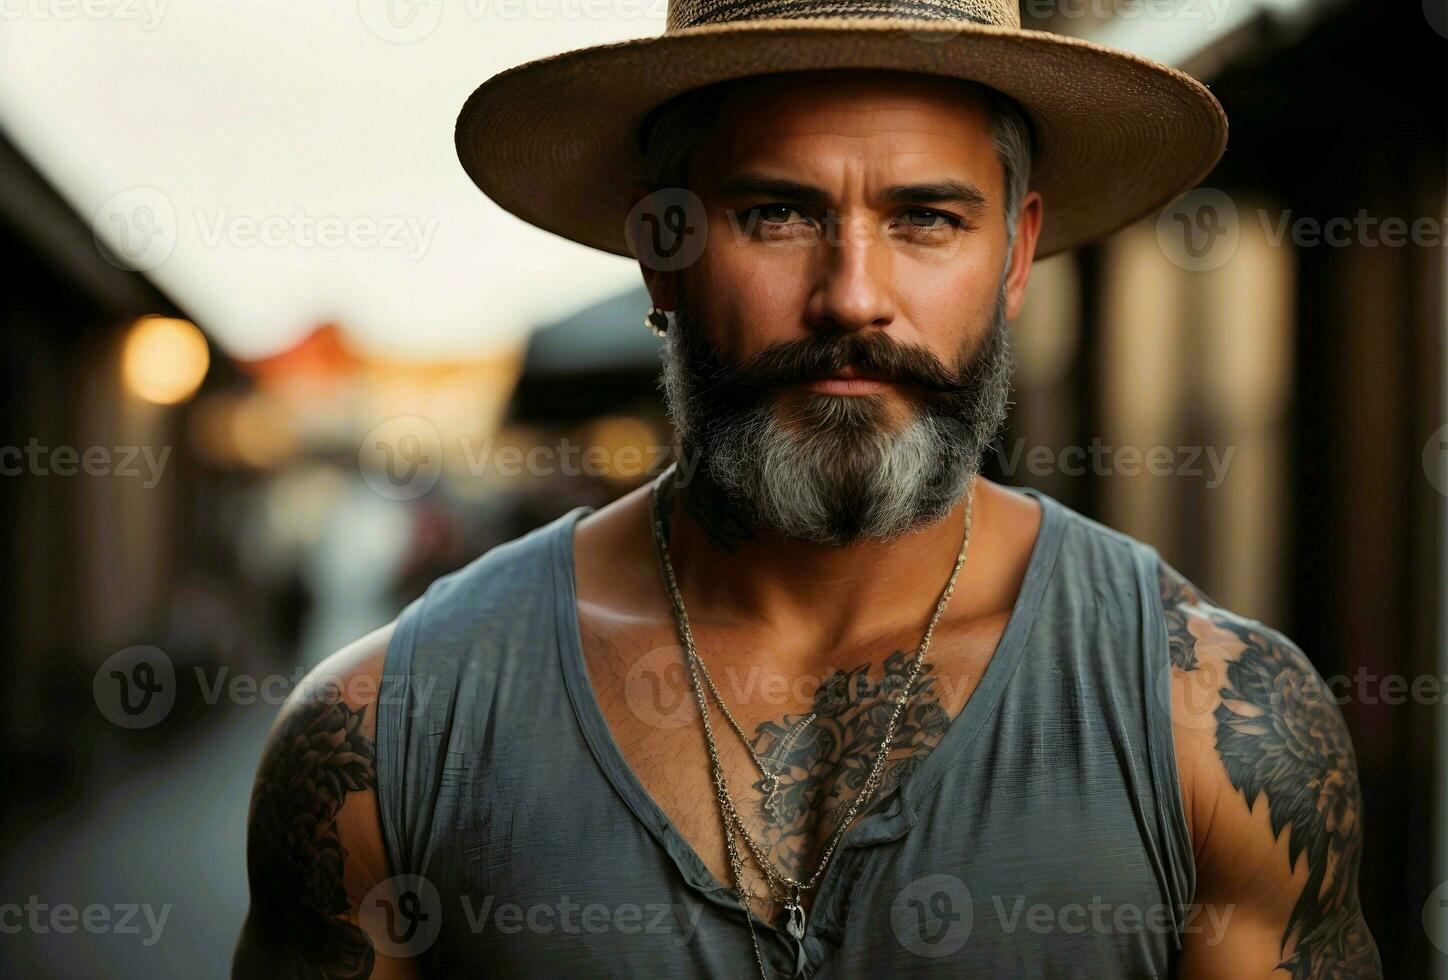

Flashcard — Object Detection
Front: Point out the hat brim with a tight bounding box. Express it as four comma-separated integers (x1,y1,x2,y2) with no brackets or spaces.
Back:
455,19,1227,259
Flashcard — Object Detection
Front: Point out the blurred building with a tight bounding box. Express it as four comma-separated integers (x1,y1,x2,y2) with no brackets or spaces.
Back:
0,125,211,804
1002,2,1446,972
497,283,673,529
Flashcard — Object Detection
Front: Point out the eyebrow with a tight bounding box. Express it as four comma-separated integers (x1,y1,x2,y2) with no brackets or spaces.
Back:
716,171,989,212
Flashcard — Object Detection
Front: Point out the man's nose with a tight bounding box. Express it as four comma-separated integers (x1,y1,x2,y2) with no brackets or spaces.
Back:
804,211,896,334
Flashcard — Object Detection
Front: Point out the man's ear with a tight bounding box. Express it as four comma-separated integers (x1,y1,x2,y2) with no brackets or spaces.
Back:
1004,190,1043,320
640,265,678,312
627,179,680,311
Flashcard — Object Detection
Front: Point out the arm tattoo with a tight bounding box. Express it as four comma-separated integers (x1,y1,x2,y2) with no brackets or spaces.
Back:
233,682,377,979
1158,562,1381,979
1158,560,1210,671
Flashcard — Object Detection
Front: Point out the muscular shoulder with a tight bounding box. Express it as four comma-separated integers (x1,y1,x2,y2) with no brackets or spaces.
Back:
424,516,568,618
234,622,413,978
1153,558,1380,978
1153,559,1337,855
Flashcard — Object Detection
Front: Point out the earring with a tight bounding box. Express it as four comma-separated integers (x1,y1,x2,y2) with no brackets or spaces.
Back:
645,306,673,337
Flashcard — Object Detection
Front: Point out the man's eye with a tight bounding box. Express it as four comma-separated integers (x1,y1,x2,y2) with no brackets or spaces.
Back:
747,204,808,225
900,208,962,230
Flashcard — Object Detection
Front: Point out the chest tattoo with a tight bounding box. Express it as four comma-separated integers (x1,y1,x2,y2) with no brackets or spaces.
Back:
745,649,954,874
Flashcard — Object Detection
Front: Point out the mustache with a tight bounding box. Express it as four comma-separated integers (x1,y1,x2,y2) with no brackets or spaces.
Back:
701,330,976,395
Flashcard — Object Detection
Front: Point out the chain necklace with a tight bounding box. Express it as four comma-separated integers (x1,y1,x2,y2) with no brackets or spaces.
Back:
648,464,976,978
686,627,817,820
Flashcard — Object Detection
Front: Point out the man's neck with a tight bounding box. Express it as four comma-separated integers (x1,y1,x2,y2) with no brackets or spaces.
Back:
657,462,990,651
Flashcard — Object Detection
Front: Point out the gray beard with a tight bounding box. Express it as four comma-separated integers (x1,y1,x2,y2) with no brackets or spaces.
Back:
659,282,1015,547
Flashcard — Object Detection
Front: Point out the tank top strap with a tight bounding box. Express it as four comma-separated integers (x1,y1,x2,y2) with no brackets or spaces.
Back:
376,507,594,880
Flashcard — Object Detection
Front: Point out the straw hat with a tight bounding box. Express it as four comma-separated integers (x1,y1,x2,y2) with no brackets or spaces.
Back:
455,0,1228,258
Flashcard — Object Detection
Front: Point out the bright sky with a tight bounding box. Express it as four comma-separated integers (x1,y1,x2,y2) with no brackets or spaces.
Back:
0,0,666,359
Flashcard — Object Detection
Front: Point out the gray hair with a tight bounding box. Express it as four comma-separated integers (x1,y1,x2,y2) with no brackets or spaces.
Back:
638,73,1035,252
658,271,1016,545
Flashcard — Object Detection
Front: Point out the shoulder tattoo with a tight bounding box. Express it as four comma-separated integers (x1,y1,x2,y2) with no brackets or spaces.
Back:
1157,560,1381,979
234,681,378,978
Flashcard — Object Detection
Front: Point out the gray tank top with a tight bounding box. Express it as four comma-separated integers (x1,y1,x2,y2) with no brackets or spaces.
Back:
377,488,1194,977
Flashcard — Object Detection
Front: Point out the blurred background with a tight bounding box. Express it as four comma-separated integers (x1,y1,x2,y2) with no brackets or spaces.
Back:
0,0,1443,975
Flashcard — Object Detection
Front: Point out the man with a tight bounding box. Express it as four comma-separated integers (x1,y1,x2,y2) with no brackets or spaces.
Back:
234,1,1381,976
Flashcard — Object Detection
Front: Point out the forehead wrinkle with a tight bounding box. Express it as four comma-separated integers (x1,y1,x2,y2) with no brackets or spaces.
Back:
717,85,987,136
700,87,1003,203
721,113,991,163
722,132,983,173
718,146,995,196
731,112,983,141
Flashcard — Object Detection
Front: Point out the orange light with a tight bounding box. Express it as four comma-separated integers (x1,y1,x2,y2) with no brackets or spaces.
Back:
122,316,210,405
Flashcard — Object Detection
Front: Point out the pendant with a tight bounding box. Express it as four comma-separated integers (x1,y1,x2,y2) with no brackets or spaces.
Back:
783,887,806,940
761,771,781,818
